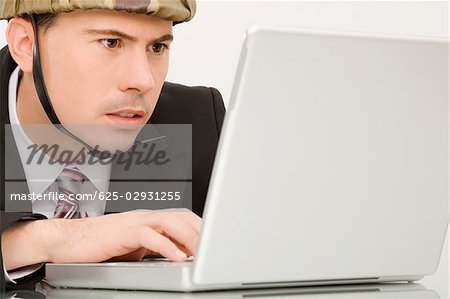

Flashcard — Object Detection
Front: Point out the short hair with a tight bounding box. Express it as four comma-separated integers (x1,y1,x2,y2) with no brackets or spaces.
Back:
12,13,59,33
34,13,59,33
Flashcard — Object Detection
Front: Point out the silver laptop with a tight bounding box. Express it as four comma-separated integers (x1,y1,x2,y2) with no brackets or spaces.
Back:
43,283,437,298
45,26,449,292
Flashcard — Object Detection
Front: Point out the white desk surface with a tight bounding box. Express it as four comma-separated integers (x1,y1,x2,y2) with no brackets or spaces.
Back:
420,232,448,299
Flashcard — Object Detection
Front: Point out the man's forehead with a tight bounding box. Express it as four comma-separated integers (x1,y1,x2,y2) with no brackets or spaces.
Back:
57,10,173,39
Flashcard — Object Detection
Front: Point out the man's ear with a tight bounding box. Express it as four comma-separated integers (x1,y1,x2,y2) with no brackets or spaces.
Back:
6,17,35,73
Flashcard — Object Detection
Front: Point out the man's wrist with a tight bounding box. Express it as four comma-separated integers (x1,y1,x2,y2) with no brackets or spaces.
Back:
42,218,85,263
27,219,52,264
2,220,50,271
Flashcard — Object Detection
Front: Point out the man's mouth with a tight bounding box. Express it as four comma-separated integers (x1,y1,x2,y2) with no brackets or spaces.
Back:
107,109,145,118
110,113,139,118
104,109,146,129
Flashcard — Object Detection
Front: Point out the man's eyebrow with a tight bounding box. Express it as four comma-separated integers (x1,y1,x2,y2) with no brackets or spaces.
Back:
82,29,174,44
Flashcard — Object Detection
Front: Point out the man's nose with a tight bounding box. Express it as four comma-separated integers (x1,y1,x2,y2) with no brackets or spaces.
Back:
118,50,155,93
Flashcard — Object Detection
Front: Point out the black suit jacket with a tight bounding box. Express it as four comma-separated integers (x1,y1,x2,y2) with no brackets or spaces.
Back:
0,46,225,291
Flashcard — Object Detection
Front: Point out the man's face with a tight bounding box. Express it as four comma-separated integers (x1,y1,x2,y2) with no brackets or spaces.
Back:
35,9,173,150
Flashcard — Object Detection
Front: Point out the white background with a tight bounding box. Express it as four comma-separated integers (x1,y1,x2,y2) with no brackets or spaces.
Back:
0,1,448,297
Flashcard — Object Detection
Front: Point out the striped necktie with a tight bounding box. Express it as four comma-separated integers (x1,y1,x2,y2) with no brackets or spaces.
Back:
53,167,89,219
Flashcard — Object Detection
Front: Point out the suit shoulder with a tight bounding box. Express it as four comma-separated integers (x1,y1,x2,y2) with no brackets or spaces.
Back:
151,82,224,125
161,82,221,103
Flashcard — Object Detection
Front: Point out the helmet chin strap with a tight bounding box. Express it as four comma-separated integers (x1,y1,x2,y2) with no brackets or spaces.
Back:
30,14,111,160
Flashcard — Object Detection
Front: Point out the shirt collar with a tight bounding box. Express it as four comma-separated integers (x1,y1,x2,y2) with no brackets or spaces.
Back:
8,67,111,194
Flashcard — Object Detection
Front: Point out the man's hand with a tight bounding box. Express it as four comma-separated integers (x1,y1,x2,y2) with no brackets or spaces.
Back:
2,209,201,271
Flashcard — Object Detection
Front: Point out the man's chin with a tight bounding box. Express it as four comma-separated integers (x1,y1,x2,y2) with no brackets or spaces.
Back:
92,141,135,155
67,124,143,155
104,114,147,131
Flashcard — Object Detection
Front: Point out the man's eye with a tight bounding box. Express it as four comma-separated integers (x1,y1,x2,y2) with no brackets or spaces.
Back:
101,39,121,49
151,43,169,54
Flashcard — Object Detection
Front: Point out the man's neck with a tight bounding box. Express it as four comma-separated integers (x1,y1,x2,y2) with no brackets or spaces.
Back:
16,72,49,125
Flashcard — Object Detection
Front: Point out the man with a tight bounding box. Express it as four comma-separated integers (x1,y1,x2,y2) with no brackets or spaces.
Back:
0,0,225,291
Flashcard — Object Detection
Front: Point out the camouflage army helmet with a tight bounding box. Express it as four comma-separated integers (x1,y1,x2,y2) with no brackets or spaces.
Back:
0,0,196,23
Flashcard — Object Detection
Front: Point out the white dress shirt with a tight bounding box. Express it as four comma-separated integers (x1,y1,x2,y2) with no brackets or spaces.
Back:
4,67,112,283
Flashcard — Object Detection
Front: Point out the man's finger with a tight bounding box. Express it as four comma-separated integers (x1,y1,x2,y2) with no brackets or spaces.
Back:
179,211,202,235
152,215,200,256
137,226,187,262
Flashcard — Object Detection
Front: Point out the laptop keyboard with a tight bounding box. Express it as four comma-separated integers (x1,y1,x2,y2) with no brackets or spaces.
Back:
101,256,195,267
142,256,194,264
96,256,194,267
